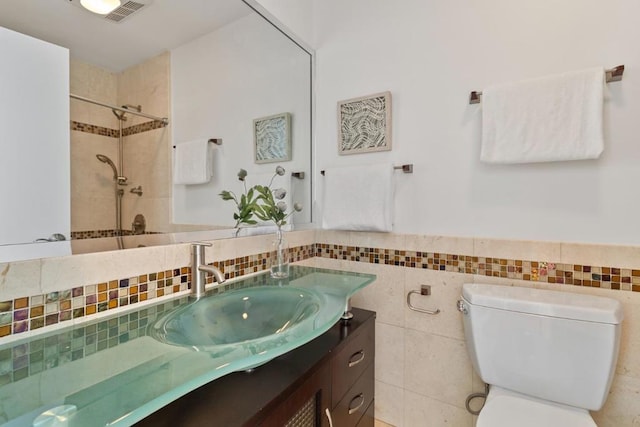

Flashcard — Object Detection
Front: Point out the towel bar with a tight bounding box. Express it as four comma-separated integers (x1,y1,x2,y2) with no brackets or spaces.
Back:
320,164,413,176
173,138,222,149
469,65,625,104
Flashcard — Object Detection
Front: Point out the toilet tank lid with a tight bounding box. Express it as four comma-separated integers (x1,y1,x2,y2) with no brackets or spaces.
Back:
462,283,623,324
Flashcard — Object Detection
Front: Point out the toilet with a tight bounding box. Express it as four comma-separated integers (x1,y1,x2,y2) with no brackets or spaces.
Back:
459,283,623,426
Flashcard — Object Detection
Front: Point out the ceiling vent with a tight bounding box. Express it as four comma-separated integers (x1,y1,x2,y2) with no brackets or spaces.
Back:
104,1,146,22
65,0,152,23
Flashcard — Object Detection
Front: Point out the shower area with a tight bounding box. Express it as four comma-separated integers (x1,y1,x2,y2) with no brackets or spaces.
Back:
69,53,171,247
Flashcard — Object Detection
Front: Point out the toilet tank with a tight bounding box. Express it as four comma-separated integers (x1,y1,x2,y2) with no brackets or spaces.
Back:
461,283,623,411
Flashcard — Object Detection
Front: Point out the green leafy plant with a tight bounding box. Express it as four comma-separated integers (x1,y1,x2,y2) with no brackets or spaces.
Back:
219,166,302,231
218,169,261,229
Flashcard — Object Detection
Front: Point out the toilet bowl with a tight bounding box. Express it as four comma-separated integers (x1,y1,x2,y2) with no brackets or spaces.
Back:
459,283,623,425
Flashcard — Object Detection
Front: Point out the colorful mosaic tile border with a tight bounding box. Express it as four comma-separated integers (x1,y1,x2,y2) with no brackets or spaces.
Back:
71,119,167,139
0,244,315,340
122,120,167,137
0,265,320,387
5,238,637,342
71,229,163,240
314,244,640,292
70,121,118,138
0,300,178,387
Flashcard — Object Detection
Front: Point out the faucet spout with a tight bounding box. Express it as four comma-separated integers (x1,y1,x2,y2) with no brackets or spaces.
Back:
198,265,226,284
190,243,226,299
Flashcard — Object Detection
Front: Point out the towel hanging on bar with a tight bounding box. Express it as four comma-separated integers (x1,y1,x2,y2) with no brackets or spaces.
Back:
469,65,624,104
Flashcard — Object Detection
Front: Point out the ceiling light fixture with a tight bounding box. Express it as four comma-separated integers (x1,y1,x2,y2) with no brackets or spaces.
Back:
79,0,121,15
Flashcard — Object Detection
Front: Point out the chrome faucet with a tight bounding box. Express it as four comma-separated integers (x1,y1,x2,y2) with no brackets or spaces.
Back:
190,242,226,298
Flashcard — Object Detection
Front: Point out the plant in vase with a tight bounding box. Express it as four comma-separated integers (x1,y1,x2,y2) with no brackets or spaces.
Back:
219,166,303,278
218,168,262,235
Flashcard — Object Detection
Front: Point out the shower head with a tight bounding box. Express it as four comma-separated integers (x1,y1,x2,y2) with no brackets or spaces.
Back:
96,154,118,181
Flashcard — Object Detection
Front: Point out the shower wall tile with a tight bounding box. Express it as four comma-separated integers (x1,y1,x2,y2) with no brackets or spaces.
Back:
120,197,171,236
124,127,171,200
72,196,116,233
70,54,170,235
70,132,117,197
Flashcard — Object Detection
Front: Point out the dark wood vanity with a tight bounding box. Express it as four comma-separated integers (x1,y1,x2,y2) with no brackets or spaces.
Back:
136,308,376,427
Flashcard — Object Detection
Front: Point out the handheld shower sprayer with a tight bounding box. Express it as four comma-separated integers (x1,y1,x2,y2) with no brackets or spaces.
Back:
96,154,127,184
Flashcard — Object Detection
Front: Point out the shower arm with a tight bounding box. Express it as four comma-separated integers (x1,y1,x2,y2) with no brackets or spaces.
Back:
70,94,169,125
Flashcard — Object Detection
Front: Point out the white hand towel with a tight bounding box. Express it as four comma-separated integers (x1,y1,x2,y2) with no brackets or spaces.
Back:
481,67,604,164
322,164,393,232
173,139,212,185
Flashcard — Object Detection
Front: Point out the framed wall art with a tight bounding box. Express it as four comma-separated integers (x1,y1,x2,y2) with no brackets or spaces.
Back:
337,91,392,155
253,112,292,164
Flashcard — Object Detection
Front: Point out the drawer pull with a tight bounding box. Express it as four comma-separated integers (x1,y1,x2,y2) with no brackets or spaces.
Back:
348,393,365,415
347,350,365,368
325,408,334,427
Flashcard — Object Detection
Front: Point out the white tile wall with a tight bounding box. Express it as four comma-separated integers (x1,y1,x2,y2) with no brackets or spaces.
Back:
314,230,640,427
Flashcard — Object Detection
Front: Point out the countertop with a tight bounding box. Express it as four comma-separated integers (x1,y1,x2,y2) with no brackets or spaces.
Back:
0,266,375,426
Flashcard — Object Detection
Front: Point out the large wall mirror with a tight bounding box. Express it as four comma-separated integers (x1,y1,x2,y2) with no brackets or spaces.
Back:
0,0,313,262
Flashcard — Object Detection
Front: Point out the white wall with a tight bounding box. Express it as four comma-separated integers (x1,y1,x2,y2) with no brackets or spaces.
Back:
171,13,311,226
255,0,315,47
312,0,640,246
0,27,70,260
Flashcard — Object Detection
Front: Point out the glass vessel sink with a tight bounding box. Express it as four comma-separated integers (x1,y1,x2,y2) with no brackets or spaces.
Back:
149,286,321,352
0,266,375,427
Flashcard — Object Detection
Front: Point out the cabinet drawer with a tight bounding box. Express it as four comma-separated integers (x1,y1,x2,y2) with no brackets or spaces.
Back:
331,318,375,407
356,400,374,427
330,363,374,427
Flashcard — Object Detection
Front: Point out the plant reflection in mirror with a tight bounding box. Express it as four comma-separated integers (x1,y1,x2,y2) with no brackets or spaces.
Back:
219,166,303,234
219,168,261,232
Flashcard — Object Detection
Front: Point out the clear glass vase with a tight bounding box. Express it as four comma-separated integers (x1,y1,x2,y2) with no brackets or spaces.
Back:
270,227,290,279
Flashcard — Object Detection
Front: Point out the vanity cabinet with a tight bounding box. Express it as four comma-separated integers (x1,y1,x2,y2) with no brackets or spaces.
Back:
136,308,375,427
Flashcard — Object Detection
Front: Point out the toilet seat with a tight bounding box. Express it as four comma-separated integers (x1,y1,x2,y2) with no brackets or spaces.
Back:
477,387,597,427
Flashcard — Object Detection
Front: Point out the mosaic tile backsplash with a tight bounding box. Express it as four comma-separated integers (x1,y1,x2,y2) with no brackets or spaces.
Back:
0,244,315,339
1,239,638,341
313,243,640,291
0,266,320,387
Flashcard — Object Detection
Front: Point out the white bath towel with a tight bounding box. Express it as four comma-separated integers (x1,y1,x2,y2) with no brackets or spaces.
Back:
173,139,212,185
322,163,393,232
481,67,605,164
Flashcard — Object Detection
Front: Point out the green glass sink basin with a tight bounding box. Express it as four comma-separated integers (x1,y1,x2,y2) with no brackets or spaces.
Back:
0,266,375,427
149,286,321,352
